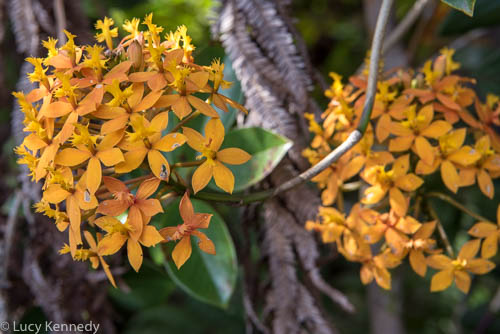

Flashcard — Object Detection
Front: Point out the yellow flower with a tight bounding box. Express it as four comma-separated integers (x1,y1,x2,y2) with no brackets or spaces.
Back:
95,17,118,50
183,118,251,193
428,239,495,293
415,128,481,193
389,104,452,165
361,154,423,216
115,113,186,180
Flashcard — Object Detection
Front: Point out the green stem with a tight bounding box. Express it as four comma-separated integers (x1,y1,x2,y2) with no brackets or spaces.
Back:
169,110,201,133
426,191,492,223
426,200,455,257
172,159,206,169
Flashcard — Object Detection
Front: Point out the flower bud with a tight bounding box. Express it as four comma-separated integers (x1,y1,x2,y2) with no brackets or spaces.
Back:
127,40,143,69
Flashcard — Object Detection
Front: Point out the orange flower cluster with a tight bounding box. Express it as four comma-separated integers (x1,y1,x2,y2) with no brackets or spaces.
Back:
15,14,251,286
305,48,500,293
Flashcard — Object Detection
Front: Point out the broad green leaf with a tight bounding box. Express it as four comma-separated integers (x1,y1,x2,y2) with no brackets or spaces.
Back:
217,127,292,192
152,198,237,308
441,0,476,16
108,262,175,311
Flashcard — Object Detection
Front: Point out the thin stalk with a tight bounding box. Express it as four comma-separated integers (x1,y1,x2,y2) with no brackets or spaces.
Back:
426,191,492,223
427,200,455,257
169,110,201,133
172,159,205,169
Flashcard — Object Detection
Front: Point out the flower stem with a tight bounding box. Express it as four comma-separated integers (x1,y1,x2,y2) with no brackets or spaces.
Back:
172,159,205,169
426,200,455,257
425,191,492,223
169,110,201,133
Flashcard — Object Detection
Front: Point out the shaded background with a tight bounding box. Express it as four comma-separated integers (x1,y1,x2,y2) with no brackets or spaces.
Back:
0,0,500,333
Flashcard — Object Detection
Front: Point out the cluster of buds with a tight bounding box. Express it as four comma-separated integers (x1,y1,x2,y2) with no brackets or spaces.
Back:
15,14,251,286
304,48,500,293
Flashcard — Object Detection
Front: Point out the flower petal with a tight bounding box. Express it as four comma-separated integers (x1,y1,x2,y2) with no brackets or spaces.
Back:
192,230,216,255
172,236,192,269
458,239,480,260
481,234,498,259
441,160,460,193
127,239,143,272
414,136,435,166
389,188,408,217
467,258,495,275
182,126,205,152
55,148,91,166
205,118,225,151
192,162,213,194
395,173,424,192
147,149,170,180
187,95,219,118
213,161,235,194
132,89,164,112
153,133,187,152
98,232,127,255
139,225,164,247
410,250,427,277
477,169,494,199
128,206,143,242
427,254,452,270
454,270,471,294
97,148,124,166
115,149,148,174
136,177,161,199
86,157,102,194
430,269,453,292
216,148,251,165
179,192,194,223
389,136,414,152
420,120,452,139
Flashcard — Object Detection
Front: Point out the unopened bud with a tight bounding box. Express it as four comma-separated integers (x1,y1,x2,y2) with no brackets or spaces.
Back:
127,40,143,69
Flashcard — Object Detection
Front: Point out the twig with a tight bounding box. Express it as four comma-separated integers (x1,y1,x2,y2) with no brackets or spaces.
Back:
426,191,493,223
169,110,200,134
382,0,432,55
53,0,66,44
427,200,455,257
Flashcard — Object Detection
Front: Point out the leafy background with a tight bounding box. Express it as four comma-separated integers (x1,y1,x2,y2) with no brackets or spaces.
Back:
1,0,500,333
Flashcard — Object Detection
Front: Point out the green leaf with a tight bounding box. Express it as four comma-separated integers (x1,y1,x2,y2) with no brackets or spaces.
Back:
218,127,292,192
441,0,477,16
440,0,500,35
152,198,237,308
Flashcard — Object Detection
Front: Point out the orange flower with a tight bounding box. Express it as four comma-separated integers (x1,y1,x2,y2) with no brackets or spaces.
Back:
183,118,251,193
474,94,500,151
459,135,500,198
115,112,186,180
159,192,215,269
389,104,451,165
468,205,500,259
361,154,423,216
428,239,495,293
95,214,164,272
415,128,481,193
97,177,163,241
403,221,438,277
360,208,421,256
